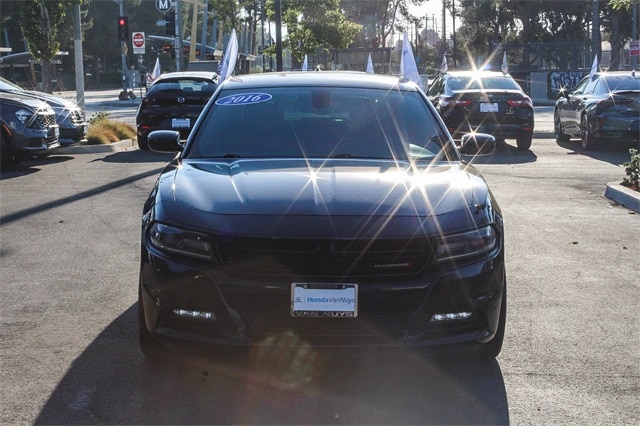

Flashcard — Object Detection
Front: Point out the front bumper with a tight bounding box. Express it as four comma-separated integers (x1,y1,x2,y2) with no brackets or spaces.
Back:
139,246,505,349
15,125,60,156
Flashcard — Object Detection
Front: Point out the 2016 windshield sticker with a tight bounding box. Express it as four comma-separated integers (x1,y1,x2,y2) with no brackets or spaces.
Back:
215,93,272,106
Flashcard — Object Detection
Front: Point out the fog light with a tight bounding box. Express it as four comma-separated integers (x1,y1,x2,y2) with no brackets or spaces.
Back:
173,309,216,320
431,312,472,322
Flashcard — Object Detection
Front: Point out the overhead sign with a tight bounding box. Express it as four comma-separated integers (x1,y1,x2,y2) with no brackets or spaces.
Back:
132,32,145,55
155,0,173,13
630,40,640,57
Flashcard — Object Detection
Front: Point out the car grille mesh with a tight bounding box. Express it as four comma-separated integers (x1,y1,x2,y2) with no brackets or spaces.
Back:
31,112,56,129
216,236,433,279
69,109,84,124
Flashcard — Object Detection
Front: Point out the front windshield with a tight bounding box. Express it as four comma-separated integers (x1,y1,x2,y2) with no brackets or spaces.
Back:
186,86,455,162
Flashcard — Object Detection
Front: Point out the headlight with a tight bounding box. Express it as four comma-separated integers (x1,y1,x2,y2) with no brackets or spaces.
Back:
14,109,32,124
149,222,213,260
435,225,498,262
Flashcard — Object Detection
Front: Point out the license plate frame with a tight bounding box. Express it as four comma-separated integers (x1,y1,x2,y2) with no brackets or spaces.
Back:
291,283,358,318
480,102,499,113
172,118,190,128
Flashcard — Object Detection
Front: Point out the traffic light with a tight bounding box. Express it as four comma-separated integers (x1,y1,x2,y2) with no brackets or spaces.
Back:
165,13,175,36
117,16,129,42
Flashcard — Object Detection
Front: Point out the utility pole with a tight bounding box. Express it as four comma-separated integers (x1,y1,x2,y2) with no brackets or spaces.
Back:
73,1,85,114
114,0,126,93
591,0,601,63
275,0,283,71
176,0,182,71
633,1,638,70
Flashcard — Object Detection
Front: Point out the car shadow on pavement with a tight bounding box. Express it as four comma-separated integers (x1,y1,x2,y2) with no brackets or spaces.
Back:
0,156,74,180
555,139,635,166
97,149,175,164
35,305,509,425
464,142,538,165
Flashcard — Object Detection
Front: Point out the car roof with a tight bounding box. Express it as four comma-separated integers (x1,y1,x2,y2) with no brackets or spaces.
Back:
443,70,513,78
154,71,218,82
218,71,420,91
594,71,639,79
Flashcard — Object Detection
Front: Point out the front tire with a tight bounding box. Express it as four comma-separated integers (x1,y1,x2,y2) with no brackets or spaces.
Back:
138,289,164,361
554,111,570,143
476,281,506,359
516,135,532,151
137,134,149,150
581,115,597,150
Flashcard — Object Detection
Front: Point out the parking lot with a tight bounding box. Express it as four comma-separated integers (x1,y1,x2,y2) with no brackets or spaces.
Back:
1,98,638,424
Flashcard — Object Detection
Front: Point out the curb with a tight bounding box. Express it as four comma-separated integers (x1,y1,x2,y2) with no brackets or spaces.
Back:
604,182,640,213
55,139,137,154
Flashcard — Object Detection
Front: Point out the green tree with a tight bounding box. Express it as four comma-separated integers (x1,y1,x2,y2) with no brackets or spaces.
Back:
20,0,73,93
263,0,360,66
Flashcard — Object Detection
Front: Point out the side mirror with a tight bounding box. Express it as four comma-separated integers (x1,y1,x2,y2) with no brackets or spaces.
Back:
459,133,496,156
148,130,183,153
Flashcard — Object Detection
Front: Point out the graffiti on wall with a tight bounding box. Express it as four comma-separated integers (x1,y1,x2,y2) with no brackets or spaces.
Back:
548,71,586,99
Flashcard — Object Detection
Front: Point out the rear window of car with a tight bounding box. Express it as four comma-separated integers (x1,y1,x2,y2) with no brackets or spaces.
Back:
597,76,640,94
448,76,521,91
186,86,455,162
148,78,216,95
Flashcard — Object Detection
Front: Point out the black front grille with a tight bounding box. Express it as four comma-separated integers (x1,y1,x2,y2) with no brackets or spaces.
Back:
69,109,84,124
31,112,56,129
216,236,434,279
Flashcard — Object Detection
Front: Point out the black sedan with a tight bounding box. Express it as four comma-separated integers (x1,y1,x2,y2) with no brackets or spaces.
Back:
135,71,217,150
139,72,506,360
554,71,640,149
427,70,534,150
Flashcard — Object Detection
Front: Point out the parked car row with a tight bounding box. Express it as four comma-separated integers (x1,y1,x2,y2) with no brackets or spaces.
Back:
0,76,88,169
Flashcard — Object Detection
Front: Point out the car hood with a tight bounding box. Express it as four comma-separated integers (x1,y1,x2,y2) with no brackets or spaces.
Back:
153,159,495,238
0,88,79,110
0,91,51,110
22,90,80,110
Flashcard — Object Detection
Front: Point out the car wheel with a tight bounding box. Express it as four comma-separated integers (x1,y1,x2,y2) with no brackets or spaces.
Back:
137,134,149,151
0,133,11,170
554,111,570,143
516,136,532,151
476,278,506,359
138,289,165,361
581,115,597,150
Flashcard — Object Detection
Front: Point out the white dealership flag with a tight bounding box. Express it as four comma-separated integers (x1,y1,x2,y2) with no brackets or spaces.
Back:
302,54,308,71
151,56,161,80
219,28,238,81
366,53,374,74
501,52,508,74
441,54,448,72
589,55,599,80
400,33,423,89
